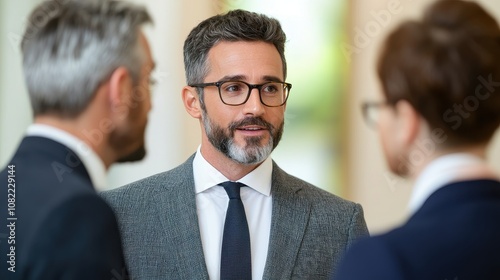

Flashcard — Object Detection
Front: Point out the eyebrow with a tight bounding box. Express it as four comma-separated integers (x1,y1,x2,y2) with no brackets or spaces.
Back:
218,75,284,83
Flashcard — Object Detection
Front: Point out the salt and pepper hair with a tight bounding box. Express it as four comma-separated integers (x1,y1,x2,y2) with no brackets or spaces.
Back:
22,0,152,117
183,9,287,107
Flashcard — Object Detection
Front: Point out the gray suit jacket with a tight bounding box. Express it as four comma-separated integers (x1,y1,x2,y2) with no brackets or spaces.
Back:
102,155,368,280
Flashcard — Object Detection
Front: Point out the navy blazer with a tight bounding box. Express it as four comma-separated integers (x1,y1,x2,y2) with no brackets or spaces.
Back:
335,180,500,280
0,136,127,280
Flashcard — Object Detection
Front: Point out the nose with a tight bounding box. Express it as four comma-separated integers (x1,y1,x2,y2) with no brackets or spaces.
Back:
242,88,265,115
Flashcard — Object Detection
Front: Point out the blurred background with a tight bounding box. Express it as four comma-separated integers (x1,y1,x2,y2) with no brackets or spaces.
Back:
1,0,500,233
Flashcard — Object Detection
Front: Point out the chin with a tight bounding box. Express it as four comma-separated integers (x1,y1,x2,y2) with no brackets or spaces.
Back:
381,148,404,177
117,145,146,163
387,156,410,178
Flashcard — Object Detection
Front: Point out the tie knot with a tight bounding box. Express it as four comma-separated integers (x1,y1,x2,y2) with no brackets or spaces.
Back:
220,181,246,199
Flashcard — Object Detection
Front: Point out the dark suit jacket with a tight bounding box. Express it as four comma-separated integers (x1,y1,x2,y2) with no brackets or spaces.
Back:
102,154,368,280
335,179,500,280
0,136,127,280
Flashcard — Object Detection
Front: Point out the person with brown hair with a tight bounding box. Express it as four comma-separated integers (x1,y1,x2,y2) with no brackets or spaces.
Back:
335,0,500,279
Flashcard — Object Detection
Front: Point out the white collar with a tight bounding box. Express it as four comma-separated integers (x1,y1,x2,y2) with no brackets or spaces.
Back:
193,145,272,196
408,153,498,214
26,124,108,192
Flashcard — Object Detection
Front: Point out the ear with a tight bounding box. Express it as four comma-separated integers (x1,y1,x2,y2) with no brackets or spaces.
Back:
394,100,420,148
108,67,133,119
182,86,202,119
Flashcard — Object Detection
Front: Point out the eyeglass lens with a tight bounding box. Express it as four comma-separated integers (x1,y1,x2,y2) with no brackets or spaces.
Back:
219,81,288,106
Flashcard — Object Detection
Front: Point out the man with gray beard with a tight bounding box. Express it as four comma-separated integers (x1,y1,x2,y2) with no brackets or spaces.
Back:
102,9,367,280
0,0,155,279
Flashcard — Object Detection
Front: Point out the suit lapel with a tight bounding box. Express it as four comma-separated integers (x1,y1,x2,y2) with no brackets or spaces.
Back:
263,162,312,279
155,156,209,279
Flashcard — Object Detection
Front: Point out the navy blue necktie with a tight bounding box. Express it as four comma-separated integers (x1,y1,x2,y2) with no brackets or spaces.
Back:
220,181,252,280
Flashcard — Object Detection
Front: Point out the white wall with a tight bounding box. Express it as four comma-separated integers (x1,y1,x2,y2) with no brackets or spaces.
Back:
0,0,38,168
347,0,500,233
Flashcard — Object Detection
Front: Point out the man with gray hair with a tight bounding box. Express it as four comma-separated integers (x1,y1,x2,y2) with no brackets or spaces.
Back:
0,0,155,279
103,9,367,280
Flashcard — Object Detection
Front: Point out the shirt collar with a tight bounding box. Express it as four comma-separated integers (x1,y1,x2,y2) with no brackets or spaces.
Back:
408,153,498,214
26,124,108,192
193,145,272,196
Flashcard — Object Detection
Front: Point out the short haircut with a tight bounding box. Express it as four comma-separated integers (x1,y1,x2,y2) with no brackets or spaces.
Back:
22,0,152,117
377,0,500,146
183,9,287,107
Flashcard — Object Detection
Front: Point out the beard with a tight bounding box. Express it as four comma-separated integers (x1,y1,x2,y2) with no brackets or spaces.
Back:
116,145,146,163
202,110,284,165
110,114,148,163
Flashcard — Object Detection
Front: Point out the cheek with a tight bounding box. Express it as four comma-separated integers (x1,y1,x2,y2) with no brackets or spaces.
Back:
126,99,150,135
378,115,399,171
379,132,399,174
204,96,239,122
379,127,392,158
267,108,286,124
378,118,410,176
142,97,151,118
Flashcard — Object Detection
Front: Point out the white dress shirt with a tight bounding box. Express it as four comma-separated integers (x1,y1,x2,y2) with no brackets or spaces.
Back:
193,146,272,280
408,153,498,214
27,124,107,191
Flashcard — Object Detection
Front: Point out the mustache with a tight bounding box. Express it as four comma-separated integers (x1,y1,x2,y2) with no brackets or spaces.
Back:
228,117,274,132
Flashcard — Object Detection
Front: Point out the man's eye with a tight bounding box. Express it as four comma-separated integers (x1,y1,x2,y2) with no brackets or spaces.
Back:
222,82,245,93
262,83,283,94
226,85,240,92
263,85,278,93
